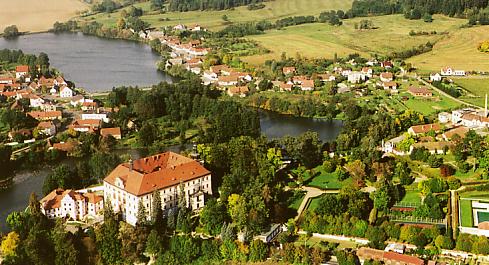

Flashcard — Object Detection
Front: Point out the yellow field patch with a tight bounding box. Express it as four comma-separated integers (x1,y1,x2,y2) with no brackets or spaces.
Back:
0,0,88,33
408,25,489,72
243,15,465,65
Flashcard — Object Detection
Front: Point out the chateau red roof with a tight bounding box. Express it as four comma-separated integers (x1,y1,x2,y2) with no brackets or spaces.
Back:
104,152,210,196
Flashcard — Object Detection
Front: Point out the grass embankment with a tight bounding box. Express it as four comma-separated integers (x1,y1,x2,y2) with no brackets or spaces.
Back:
244,15,465,64
0,0,88,33
452,78,489,108
84,0,352,31
408,25,489,72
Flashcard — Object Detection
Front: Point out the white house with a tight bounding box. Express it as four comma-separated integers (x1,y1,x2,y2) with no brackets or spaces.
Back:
441,67,465,76
81,113,109,123
452,109,475,125
430,73,442,82
70,95,86,107
380,72,394,82
40,189,103,220
438,112,451,123
347,72,366,83
28,94,45,108
59,86,74,98
104,152,213,226
37,121,56,136
15,65,29,79
173,24,187,31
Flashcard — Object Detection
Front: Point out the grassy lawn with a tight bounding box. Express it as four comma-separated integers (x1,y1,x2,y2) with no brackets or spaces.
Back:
84,0,353,31
452,78,489,108
308,171,350,190
307,196,322,212
297,236,358,250
459,199,474,227
400,190,422,204
460,190,489,200
288,191,306,211
408,25,489,72
244,14,465,64
399,91,461,116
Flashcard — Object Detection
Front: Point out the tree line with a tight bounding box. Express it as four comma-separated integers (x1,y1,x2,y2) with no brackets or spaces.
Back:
167,0,266,11
349,0,489,18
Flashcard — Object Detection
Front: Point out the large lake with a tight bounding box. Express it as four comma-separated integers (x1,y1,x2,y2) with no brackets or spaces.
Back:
0,32,173,92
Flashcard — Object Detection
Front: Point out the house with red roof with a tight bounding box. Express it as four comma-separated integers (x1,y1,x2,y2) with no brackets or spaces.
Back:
40,188,103,220
100,127,122,139
28,111,62,121
104,152,212,226
408,123,442,136
408,86,433,97
37,121,56,136
15,65,29,79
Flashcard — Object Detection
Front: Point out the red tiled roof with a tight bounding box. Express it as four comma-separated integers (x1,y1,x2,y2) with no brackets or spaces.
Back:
409,123,441,134
383,251,424,265
16,65,29,73
100,127,121,137
104,152,211,196
38,121,54,129
28,111,62,120
408,86,432,96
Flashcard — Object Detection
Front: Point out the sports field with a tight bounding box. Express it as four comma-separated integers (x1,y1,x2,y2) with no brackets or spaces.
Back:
85,0,353,31
408,25,489,72
0,0,88,33
244,14,465,64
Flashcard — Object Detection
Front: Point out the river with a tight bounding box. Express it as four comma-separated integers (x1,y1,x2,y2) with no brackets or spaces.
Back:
0,32,173,92
0,113,343,232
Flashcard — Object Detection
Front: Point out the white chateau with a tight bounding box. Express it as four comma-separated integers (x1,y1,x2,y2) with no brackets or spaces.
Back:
40,189,104,220
103,152,212,226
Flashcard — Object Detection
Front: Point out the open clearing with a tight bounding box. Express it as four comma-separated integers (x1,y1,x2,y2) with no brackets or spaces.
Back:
85,0,353,31
0,0,88,33
452,77,489,107
408,26,489,72
244,15,465,64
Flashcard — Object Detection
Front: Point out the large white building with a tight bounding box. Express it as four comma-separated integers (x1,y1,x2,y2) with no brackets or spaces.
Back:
104,152,212,226
40,189,104,220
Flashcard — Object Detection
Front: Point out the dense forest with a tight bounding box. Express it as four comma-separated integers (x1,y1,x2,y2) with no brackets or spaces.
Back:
349,0,489,17
168,0,266,11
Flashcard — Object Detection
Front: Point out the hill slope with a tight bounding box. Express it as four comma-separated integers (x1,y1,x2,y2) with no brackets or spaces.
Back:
0,0,88,33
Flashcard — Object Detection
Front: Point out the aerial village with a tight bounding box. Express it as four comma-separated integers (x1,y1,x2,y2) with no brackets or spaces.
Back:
4,21,489,265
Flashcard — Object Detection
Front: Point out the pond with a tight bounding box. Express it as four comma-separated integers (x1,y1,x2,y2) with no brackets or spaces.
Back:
0,32,173,92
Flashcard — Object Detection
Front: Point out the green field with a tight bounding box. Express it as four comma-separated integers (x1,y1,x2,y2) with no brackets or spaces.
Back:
400,190,422,204
245,14,465,64
307,196,322,211
84,0,353,31
452,78,489,107
459,199,474,227
408,25,489,72
308,171,350,190
398,91,461,115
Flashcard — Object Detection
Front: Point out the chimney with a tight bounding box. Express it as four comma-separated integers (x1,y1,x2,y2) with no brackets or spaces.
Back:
485,94,488,117
129,158,133,171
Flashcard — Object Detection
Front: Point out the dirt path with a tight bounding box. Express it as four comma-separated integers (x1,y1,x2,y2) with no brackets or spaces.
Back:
295,186,339,221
